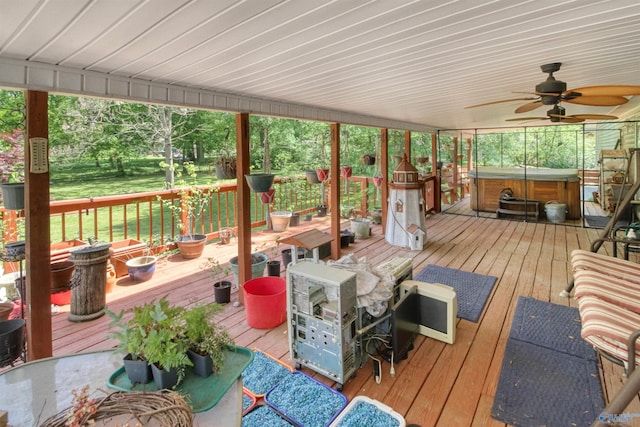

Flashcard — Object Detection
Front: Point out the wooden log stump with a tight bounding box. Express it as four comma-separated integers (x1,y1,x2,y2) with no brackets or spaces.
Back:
68,243,112,322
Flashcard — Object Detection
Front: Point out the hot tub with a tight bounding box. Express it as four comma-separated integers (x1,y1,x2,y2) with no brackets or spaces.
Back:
468,167,581,219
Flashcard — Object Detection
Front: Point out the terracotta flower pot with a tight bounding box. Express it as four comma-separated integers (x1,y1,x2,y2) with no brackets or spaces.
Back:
176,234,207,259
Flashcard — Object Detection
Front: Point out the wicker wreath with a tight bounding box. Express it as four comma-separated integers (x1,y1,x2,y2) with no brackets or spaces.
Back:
41,386,193,427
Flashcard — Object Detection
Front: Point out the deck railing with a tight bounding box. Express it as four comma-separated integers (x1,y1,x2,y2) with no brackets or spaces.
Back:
1,174,385,269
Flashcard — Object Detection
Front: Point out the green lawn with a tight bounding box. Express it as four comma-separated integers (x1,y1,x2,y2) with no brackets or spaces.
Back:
49,156,217,200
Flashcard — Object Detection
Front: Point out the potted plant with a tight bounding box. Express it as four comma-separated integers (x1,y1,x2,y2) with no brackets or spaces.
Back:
265,237,282,277
214,148,237,180
359,153,376,165
229,252,268,288
0,130,25,211
218,227,235,244
182,302,234,377
105,304,155,384
131,297,191,389
203,256,232,304
158,162,214,260
124,236,163,282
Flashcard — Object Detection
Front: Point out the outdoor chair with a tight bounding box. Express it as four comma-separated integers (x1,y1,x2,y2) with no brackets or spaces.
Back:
571,249,640,425
571,249,640,371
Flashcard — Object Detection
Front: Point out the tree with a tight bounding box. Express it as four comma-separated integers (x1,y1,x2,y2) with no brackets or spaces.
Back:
0,91,25,133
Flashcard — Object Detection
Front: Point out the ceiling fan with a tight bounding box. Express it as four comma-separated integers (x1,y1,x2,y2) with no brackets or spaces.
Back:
466,62,640,121
504,105,618,123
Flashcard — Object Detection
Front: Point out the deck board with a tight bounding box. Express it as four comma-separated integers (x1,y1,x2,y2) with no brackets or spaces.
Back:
3,198,639,425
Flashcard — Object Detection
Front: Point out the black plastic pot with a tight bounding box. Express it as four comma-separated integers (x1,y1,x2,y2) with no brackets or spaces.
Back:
267,260,281,277
281,249,305,269
0,319,24,368
188,349,213,378
290,213,300,227
213,280,232,304
317,205,328,217
151,363,179,389
123,353,152,384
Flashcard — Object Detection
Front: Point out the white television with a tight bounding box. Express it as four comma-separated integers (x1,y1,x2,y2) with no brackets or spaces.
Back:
398,280,457,344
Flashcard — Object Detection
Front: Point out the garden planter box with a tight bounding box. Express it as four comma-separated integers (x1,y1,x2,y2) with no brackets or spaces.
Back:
50,239,88,263
109,239,146,277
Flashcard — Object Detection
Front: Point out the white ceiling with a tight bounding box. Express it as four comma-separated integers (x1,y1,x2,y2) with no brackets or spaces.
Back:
2,0,640,131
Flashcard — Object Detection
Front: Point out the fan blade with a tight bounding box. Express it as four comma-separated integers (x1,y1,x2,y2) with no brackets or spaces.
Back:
505,117,547,122
560,117,584,123
567,85,640,97
465,97,538,109
515,101,543,113
570,114,618,120
549,113,618,120
564,95,628,106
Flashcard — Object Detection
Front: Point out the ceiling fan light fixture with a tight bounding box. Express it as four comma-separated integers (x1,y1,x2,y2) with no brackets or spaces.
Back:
547,106,565,122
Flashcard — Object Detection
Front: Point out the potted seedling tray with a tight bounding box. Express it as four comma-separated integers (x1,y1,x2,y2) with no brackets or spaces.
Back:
107,346,253,412
265,371,347,427
242,348,294,398
329,395,405,427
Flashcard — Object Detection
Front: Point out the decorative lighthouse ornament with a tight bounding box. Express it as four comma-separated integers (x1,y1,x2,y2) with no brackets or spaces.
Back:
385,153,426,250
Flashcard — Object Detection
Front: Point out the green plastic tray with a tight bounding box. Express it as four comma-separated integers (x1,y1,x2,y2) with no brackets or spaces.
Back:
107,346,253,413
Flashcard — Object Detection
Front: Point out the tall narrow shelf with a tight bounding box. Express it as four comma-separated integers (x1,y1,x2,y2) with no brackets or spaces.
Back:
599,149,629,212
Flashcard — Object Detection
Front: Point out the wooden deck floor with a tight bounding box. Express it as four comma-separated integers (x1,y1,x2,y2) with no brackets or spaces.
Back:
9,199,640,426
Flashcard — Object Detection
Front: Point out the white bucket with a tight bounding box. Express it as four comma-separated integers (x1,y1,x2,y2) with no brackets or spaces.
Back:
545,201,567,224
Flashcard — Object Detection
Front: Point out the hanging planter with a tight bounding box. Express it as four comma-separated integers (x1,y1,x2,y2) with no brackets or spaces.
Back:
305,170,321,184
245,174,275,193
260,188,276,204
316,168,329,182
0,182,24,211
341,166,352,195
360,154,376,165
372,176,383,187
214,156,237,179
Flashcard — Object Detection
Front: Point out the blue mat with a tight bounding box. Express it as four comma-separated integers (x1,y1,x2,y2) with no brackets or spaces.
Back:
492,297,605,427
413,264,497,322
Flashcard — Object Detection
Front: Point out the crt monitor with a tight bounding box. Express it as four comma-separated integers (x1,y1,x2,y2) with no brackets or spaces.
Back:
391,284,420,362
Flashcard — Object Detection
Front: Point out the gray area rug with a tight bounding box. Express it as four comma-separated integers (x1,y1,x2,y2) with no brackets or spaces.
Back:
491,296,604,427
413,265,497,322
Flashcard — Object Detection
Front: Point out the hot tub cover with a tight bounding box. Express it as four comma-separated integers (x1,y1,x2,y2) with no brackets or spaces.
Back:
468,166,579,182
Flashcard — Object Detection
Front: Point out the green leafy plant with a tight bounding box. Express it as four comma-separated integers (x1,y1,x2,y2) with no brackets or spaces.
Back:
158,161,218,239
202,256,231,284
105,297,192,384
182,302,234,372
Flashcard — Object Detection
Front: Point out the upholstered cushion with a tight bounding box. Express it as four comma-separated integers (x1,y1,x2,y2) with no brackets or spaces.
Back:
573,269,640,314
571,249,640,284
578,295,640,366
